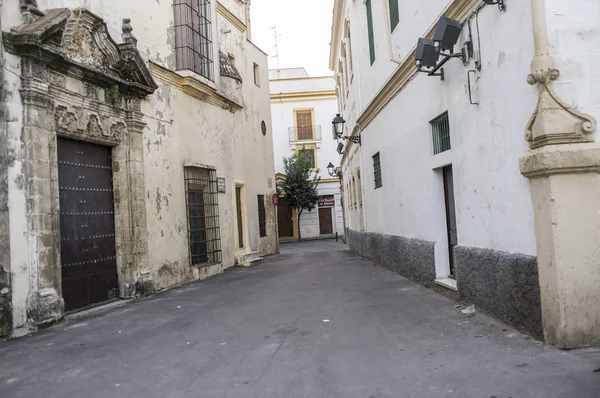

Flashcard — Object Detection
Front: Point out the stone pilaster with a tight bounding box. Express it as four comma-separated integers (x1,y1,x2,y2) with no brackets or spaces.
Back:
20,59,64,327
0,3,13,337
520,0,600,348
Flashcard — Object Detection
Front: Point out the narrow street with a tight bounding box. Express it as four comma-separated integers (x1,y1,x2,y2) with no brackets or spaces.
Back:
1,242,598,398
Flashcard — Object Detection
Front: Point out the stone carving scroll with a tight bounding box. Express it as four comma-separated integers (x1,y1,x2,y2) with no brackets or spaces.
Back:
54,104,128,144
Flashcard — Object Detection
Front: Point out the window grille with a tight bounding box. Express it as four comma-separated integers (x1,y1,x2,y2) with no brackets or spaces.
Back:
257,195,267,237
431,112,451,155
184,167,222,266
366,0,375,65
373,152,382,189
236,187,244,248
389,0,399,32
173,0,214,81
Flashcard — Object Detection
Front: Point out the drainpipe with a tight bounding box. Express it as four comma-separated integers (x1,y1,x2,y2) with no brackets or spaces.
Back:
520,0,600,349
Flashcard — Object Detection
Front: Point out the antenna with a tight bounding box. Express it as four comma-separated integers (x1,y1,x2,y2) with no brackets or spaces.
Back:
270,25,280,71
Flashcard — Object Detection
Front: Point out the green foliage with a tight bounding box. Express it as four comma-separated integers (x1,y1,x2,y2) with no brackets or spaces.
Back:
104,85,122,108
278,147,321,240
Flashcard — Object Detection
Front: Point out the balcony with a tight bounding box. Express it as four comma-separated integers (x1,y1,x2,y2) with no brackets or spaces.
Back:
288,125,322,142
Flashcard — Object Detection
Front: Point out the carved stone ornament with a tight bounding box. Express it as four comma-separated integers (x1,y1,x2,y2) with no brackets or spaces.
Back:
54,104,128,144
48,72,66,88
525,67,597,148
219,51,243,82
5,8,158,98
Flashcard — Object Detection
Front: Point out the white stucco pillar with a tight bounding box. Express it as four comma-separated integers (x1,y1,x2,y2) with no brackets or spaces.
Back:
520,0,600,348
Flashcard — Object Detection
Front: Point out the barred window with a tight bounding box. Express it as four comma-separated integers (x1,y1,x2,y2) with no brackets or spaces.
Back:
257,195,267,237
184,167,222,266
431,112,451,155
174,0,214,81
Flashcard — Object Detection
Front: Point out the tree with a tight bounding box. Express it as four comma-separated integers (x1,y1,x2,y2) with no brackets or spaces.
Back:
278,148,320,240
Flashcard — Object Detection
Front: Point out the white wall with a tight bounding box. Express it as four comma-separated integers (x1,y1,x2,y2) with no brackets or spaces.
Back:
334,1,541,279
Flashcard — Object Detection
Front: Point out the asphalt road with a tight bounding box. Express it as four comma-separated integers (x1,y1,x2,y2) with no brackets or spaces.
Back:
1,243,599,397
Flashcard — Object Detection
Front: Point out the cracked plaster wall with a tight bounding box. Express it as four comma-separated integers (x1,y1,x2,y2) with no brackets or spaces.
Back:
1,0,276,336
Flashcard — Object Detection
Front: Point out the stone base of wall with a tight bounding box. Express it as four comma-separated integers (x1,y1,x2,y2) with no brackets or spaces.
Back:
347,230,543,339
347,229,436,285
455,245,542,339
0,293,11,338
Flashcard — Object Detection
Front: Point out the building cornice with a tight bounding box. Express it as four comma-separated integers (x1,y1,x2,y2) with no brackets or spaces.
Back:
149,62,242,112
216,1,247,32
270,90,337,104
269,76,334,83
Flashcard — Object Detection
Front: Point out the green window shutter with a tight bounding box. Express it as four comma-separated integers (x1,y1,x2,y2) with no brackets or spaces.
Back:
366,0,376,65
389,0,399,32
373,153,382,189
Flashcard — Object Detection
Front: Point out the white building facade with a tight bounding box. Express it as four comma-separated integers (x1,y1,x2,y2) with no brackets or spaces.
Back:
0,0,277,337
331,0,600,348
270,68,344,241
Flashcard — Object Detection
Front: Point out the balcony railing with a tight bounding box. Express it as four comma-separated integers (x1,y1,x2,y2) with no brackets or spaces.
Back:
288,125,322,142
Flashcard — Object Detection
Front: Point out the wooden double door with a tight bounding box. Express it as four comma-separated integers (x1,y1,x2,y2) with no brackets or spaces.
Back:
57,137,119,312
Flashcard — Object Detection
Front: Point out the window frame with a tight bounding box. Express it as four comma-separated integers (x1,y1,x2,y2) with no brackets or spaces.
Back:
253,62,260,86
372,152,382,189
366,0,376,65
430,112,451,155
184,166,222,267
293,108,316,141
296,146,317,170
389,0,400,32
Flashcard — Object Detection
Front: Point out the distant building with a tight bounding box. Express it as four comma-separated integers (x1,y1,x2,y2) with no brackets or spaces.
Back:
0,0,277,337
330,0,600,348
270,68,344,241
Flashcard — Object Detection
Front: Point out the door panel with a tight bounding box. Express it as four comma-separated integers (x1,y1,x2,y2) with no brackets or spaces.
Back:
319,208,333,235
443,166,458,277
277,198,294,238
58,137,118,312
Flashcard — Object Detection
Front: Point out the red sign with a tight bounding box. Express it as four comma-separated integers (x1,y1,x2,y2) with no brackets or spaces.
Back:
318,196,335,207
272,194,279,206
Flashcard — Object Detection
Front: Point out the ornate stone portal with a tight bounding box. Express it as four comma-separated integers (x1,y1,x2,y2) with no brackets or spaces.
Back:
3,8,157,328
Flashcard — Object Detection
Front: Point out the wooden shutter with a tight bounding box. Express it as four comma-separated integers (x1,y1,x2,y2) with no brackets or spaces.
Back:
389,0,399,32
366,0,375,65
296,110,314,140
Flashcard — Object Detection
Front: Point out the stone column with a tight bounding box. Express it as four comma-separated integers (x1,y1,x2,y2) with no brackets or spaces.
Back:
520,0,600,348
21,60,64,326
0,0,13,337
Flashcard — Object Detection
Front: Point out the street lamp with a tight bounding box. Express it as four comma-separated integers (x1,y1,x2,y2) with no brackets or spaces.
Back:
332,114,345,139
327,162,337,177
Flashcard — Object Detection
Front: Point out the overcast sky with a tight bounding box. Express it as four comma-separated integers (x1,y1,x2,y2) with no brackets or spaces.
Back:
250,0,335,77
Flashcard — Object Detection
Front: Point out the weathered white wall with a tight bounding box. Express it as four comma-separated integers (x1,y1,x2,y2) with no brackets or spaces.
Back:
334,1,539,278
2,1,28,331
544,0,600,141
3,0,276,331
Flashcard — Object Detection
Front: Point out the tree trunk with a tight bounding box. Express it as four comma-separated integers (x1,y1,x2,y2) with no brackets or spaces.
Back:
297,209,302,241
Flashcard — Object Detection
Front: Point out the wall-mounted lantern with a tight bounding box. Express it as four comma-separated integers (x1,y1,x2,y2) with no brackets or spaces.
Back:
332,114,345,139
331,114,361,146
327,162,337,177
483,0,506,11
